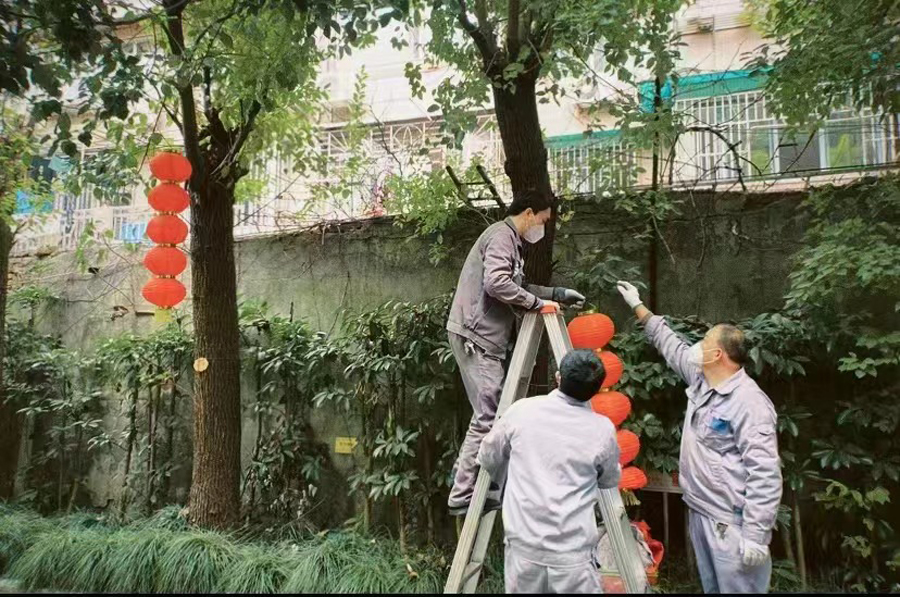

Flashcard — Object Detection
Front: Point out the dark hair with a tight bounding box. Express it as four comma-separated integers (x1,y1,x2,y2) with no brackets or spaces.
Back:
558,350,606,402
507,189,553,216
714,324,748,366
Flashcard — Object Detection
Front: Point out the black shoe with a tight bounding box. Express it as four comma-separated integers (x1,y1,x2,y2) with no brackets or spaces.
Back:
448,498,502,517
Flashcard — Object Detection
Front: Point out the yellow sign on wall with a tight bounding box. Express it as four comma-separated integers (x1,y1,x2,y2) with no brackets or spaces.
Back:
334,437,358,454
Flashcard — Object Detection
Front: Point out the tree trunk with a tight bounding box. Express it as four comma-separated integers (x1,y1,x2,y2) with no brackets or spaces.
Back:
491,76,554,285
422,431,435,546
793,494,807,590
648,77,663,312
397,495,407,554
491,76,557,392
120,382,139,515
186,177,243,529
146,376,160,513
0,217,20,500
162,367,179,501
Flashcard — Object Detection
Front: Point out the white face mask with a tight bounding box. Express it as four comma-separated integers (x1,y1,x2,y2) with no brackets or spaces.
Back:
522,223,545,244
689,341,719,367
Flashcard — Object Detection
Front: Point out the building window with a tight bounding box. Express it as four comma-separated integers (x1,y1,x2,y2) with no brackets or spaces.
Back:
548,132,636,195
674,89,899,183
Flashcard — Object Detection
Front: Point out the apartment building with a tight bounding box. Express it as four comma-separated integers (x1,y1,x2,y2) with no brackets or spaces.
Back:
12,0,898,256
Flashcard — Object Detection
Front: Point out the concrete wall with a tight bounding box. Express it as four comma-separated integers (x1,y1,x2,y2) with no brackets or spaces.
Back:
8,189,806,513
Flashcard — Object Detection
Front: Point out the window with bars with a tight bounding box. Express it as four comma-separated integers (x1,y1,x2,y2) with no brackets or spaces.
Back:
548,134,636,195
673,91,899,183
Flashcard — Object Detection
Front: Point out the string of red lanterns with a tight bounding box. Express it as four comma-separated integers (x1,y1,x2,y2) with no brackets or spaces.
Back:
568,312,648,492
142,152,192,322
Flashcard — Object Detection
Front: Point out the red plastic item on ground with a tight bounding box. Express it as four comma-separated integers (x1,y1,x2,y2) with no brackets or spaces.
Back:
599,521,665,593
634,520,665,585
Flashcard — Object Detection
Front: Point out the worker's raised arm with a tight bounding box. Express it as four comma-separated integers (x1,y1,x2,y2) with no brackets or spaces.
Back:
482,234,543,310
617,281,698,386
735,396,783,548
595,418,622,489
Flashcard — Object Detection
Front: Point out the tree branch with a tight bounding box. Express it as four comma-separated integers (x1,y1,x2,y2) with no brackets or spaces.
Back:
162,0,203,184
231,100,262,159
507,0,520,58
456,0,499,65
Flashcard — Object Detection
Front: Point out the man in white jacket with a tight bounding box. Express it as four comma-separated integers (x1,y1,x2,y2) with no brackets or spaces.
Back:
478,349,620,594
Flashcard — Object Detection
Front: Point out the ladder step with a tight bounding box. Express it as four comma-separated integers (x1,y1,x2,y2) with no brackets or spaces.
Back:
462,562,483,584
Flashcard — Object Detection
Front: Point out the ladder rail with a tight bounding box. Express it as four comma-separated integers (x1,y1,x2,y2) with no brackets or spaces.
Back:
445,308,650,594
543,311,650,594
444,312,545,594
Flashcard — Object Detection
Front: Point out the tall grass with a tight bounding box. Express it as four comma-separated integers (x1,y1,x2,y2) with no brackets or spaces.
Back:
281,532,446,594
10,529,85,591
0,511,55,573
104,529,174,593
219,544,293,593
155,530,239,593
2,509,452,594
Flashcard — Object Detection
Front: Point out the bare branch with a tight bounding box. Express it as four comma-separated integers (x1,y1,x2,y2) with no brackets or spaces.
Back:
370,113,405,175
231,100,262,158
682,125,749,192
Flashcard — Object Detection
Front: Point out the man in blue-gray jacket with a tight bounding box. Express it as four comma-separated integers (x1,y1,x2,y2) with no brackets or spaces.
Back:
617,280,782,593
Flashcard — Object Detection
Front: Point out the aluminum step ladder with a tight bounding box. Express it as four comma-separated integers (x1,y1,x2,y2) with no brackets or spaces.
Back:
444,305,650,594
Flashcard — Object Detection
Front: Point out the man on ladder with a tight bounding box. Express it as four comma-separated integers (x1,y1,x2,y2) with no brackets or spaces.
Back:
478,349,621,593
445,189,585,516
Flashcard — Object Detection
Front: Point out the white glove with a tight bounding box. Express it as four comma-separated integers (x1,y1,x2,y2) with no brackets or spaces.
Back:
616,281,643,309
740,538,769,567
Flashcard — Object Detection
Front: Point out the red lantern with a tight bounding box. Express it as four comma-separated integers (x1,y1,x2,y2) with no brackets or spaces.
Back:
590,391,632,426
142,278,186,309
148,183,189,213
617,429,640,466
150,152,192,182
146,215,188,244
619,466,648,491
596,350,623,388
568,313,615,350
144,246,187,277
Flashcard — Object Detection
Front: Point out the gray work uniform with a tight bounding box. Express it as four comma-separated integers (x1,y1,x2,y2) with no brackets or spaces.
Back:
446,218,553,508
643,315,783,593
478,390,621,594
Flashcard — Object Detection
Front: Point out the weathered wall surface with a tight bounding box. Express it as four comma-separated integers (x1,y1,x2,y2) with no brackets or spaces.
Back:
8,190,806,511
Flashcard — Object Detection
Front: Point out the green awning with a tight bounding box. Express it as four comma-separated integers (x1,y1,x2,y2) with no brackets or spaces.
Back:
638,69,770,112
545,129,621,149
